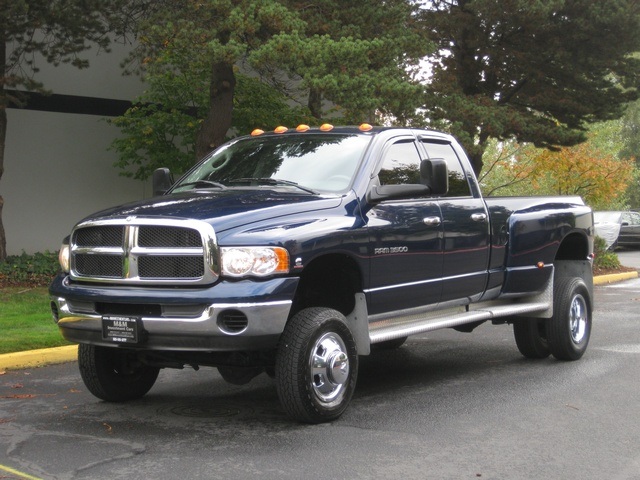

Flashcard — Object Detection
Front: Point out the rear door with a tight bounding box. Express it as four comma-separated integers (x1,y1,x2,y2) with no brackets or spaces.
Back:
419,138,490,304
366,137,443,315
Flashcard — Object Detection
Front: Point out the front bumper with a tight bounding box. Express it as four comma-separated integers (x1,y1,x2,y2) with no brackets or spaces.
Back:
49,274,298,351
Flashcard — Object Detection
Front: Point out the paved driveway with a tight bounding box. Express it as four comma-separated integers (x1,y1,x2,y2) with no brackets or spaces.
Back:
2,278,640,479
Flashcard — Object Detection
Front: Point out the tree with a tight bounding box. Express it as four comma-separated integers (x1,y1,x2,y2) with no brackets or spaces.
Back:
118,0,306,162
421,0,640,176
621,99,640,163
256,0,431,123
111,72,311,180
619,99,640,207
112,0,432,179
531,143,634,209
0,0,128,261
480,136,635,210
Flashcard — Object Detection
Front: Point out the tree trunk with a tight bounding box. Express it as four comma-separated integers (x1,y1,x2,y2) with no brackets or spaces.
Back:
468,149,484,178
195,62,236,160
0,37,7,261
0,106,7,261
308,87,323,119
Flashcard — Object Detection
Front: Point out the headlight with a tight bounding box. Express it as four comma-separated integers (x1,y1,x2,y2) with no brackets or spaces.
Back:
58,237,70,273
221,247,289,277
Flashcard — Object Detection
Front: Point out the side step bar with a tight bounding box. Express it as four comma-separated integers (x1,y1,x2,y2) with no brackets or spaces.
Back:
369,301,551,344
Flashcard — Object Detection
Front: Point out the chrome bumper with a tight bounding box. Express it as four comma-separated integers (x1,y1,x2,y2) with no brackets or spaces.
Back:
49,274,297,351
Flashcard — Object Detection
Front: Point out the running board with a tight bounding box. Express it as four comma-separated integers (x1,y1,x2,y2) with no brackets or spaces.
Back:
369,301,551,344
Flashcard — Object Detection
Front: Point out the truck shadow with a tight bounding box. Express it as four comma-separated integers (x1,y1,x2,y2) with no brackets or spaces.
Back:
132,333,555,426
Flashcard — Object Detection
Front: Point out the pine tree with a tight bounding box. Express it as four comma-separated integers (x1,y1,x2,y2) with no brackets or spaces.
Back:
422,0,640,175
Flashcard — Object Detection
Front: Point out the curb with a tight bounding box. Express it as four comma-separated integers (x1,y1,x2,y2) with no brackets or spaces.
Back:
0,345,78,372
593,270,638,285
1,272,638,372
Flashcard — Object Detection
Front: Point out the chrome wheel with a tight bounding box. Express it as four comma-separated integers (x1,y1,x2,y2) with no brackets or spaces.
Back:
310,332,350,405
569,293,588,344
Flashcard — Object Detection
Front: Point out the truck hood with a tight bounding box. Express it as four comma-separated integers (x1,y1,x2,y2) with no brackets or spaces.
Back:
81,189,344,233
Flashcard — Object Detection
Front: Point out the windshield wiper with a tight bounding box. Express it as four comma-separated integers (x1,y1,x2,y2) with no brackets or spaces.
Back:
229,178,317,194
177,180,227,190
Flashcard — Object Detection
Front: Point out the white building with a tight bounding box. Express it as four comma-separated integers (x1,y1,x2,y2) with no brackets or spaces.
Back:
2,42,150,255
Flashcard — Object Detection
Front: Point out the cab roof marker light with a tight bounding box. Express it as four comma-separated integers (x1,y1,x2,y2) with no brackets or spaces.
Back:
251,129,265,136
359,123,373,131
274,126,288,134
319,123,334,132
296,124,310,132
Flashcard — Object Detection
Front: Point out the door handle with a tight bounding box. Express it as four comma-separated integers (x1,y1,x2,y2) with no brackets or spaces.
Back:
423,216,442,226
471,213,487,222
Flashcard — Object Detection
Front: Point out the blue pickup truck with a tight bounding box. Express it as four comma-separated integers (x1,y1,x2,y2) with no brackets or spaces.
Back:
50,125,594,423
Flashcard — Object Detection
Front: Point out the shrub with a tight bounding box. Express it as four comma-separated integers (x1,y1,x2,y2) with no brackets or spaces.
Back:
593,236,621,271
0,251,60,287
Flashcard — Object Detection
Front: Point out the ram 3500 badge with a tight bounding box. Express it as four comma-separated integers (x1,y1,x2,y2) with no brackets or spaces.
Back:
50,124,594,423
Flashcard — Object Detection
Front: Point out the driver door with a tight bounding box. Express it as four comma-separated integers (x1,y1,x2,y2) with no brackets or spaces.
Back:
366,137,444,315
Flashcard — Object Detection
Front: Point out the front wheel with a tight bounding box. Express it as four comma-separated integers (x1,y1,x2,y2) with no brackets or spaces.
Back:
78,344,160,402
546,277,592,361
275,308,358,423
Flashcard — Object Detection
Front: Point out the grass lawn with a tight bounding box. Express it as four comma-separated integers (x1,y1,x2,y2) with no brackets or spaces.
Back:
0,287,70,354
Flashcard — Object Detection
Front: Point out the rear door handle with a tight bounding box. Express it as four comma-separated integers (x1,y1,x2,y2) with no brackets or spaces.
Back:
471,213,487,222
423,216,442,226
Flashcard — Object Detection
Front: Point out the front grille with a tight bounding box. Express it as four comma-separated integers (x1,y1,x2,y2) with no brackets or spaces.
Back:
138,256,204,278
75,226,123,247
69,219,219,285
75,254,123,278
138,226,201,248
96,302,162,317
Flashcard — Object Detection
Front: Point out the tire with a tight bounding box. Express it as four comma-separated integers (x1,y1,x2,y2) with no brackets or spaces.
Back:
78,344,160,402
546,277,592,361
513,318,551,359
275,307,358,423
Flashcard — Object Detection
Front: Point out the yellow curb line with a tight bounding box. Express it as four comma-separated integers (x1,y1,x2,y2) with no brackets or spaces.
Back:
0,464,43,480
0,272,637,372
0,345,77,371
593,270,639,285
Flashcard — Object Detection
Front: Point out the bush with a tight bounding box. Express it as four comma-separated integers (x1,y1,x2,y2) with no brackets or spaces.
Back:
0,251,60,287
593,236,621,271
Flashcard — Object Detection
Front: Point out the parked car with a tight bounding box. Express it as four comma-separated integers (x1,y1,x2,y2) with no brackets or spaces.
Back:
594,211,640,249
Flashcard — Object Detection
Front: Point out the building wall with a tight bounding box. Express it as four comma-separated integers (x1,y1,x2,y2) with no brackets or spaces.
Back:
1,41,150,255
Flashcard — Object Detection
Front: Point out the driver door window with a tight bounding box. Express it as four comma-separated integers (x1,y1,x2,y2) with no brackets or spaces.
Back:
378,140,422,186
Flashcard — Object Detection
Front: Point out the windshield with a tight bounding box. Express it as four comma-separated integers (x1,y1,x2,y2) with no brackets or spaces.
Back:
171,133,371,194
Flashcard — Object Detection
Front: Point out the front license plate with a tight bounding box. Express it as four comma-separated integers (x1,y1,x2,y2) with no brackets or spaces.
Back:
102,315,142,344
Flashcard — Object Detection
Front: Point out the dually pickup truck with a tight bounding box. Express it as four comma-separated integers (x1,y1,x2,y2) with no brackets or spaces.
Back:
50,125,594,423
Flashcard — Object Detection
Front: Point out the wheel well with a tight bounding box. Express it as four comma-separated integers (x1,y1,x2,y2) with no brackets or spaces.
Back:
290,254,362,317
555,232,589,261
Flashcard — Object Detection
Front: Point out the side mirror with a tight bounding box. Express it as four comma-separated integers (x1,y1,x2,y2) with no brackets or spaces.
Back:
152,168,173,196
420,158,448,196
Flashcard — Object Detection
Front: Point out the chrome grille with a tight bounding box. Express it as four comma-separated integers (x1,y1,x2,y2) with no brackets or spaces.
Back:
69,219,219,285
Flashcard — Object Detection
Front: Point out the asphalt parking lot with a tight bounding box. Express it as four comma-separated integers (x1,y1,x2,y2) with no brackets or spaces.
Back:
2,270,640,479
